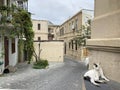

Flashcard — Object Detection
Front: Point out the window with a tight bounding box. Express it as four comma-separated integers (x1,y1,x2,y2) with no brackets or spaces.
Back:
62,29,64,35
48,28,54,33
11,38,15,53
75,40,77,50
0,0,4,6
69,23,71,30
48,28,50,33
6,0,10,16
48,34,54,40
50,30,54,33
69,42,71,49
7,0,10,6
71,40,74,49
75,19,78,31
72,21,74,28
38,23,41,30
17,1,23,9
38,37,41,41
60,27,64,36
64,26,66,33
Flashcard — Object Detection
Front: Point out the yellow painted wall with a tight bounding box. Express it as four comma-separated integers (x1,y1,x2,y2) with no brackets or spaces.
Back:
33,41,64,62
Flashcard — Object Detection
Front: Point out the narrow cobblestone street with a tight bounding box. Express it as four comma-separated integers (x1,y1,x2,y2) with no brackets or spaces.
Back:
0,57,86,90
0,57,120,90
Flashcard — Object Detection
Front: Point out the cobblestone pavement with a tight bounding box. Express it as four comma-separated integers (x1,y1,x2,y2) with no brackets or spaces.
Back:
0,57,86,90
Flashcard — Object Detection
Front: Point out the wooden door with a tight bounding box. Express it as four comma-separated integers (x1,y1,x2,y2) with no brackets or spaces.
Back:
64,42,66,54
4,37,9,67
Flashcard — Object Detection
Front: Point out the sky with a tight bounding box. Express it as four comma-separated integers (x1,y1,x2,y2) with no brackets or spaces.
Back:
28,0,94,25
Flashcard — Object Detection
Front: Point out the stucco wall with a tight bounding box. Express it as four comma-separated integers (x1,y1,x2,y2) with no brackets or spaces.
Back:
91,11,120,39
0,39,4,74
92,0,120,39
87,0,120,82
94,0,120,17
34,34,48,41
32,20,48,40
9,38,18,66
34,41,64,62
88,50,120,82
0,37,18,74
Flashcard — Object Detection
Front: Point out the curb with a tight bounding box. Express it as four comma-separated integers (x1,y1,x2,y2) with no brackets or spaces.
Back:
82,78,86,90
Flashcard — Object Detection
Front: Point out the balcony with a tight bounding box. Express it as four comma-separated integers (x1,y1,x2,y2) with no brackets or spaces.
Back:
48,34,54,40
48,28,54,34
15,0,28,10
0,12,12,24
0,12,13,29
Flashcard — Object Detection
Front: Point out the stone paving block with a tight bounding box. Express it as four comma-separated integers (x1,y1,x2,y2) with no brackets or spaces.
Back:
84,80,120,90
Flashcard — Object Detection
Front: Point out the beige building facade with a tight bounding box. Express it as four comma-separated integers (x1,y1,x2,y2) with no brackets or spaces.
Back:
48,25,60,40
32,19,64,62
32,9,93,63
87,0,120,83
32,19,49,41
32,19,59,41
57,9,93,59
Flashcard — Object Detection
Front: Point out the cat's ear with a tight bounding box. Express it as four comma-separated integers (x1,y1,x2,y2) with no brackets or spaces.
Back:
98,62,101,65
93,63,98,68
93,63,97,66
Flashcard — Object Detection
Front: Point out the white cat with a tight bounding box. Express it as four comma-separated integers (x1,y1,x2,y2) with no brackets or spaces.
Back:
84,63,109,86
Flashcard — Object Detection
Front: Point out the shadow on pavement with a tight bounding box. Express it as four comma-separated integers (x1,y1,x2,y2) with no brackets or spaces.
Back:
84,79,120,90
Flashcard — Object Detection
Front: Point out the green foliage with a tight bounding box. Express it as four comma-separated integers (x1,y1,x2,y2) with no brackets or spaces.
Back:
23,0,28,1
73,35,86,46
0,61,3,65
73,19,92,46
0,5,34,63
33,59,49,69
18,39,24,61
0,6,11,59
0,50,4,59
0,6,9,11
12,9,34,63
0,6,12,24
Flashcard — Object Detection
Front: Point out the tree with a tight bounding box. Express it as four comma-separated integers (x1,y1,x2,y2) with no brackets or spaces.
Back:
12,9,34,63
0,6,12,61
33,42,42,62
73,19,92,46
0,4,34,63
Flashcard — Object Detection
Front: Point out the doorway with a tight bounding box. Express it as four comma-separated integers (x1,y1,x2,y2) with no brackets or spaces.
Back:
4,37,9,67
64,42,66,54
